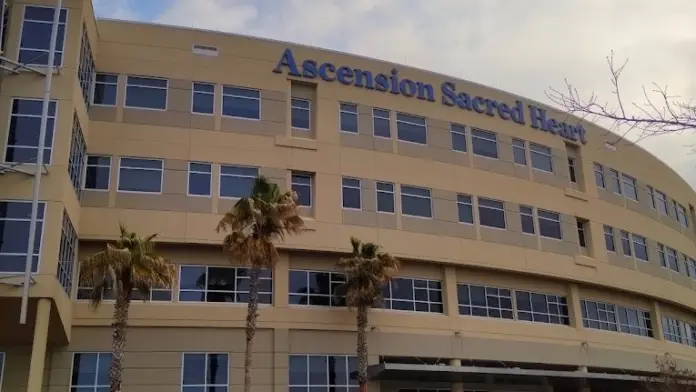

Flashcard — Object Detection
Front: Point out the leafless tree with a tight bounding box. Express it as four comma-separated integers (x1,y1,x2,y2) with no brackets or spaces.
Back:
547,50,696,145
640,354,696,392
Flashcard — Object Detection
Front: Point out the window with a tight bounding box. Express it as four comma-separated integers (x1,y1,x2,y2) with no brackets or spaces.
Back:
632,234,648,262
659,244,679,272
117,157,163,193
68,114,86,199
478,198,506,229
376,182,395,213
677,204,689,228
179,265,272,304
372,108,390,138
451,123,467,152
457,284,513,319
538,210,561,239
341,178,361,210
125,76,168,110
222,86,260,119
457,194,473,224
604,225,615,252
78,24,95,108
621,174,638,201
92,73,118,106
663,316,683,343
188,162,212,197
520,205,535,234
593,163,605,188
77,274,172,302
292,173,312,207
57,210,76,295
19,6,67,66
70,353,111,391
647,186,656,209
339,103,358,133
396,113,427,144
515,291,569,325
581,300,653,337
471,128,498,159
0,201,44,274
382,277,443,313
401,186,432,218
512,138,526,165
568,157,577,183
608,169,622,194
576,219,586,247
291,98,311,130
654,189,668,215
192,82,214,115
685,255,696,279
289,355,357,392
182,353,229,392
289,270,345,307
219,165,258,199
530,143,553,172
84,156,111,191
5,98,57,164
620,230,631,256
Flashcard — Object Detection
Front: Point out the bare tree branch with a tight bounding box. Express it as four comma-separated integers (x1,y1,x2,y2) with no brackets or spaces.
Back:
546,50,696,147
640,354,696,392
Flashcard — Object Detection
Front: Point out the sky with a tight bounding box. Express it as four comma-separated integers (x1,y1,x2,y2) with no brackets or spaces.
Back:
92,0,696,188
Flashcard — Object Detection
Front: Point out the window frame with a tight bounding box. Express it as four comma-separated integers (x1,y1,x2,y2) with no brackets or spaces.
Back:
191,82,215,115
5,97,57,165
658,244,679,273
568,157,577,183
291,172,313,207
520,205,535,235
18,5,68,67
576,219,587,248
457,283,513,320
375,181,395,214
381,276,444,314
187,162,212,197
471,128,499,159
91,72,118,107
537,209,562,240
341,177,362,210
515,290,570,326
456,194,474,225
339,102,359,134
450,123,467,153
396,112,428,145
400,185,432,219
180,352,230,392
68,113,87,199
621,173,638,202
124,75,169,111
288,269,346,307
178,264,273,305
654,189,668,215
529,143,554,173
608,168,622,195
289,354,358,390
116,157,164,194
77,275,172,302
620,230,632,257
83,155,111,191
632,234,649,262
604,225,616,252
0,200,46,275
221,85,261,120
677,203,689,228
218,165,259,200
291,98,311,131
593,163,605,189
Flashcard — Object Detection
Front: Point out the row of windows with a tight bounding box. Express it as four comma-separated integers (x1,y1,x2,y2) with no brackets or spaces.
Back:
581,299,653,337
68,352,359,392
663,316,696,347
594,162,690,229
603,225,696,278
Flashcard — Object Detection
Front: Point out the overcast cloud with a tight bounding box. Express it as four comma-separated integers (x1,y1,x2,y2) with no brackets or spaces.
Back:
93,0,696,187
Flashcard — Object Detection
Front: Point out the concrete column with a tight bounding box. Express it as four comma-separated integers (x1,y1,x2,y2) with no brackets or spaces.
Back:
651,300,665,341
27,298,51,392
443,266,459,317
567,283,584,330
450,358,463,392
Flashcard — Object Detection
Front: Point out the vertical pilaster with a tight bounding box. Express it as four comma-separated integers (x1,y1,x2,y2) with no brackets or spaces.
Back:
568,283,583,330
27,298,51,392
651,300,665,341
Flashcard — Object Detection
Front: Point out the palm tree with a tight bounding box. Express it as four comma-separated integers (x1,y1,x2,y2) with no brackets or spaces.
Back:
338,237,399,392
216,176,304,392
79,223,176,392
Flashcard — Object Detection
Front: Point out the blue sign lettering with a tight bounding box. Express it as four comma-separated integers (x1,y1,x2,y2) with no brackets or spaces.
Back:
273,48,587,144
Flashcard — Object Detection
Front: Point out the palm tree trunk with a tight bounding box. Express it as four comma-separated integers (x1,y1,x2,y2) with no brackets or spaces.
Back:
110,290,130,392
356,305,369,392
244,266,261,392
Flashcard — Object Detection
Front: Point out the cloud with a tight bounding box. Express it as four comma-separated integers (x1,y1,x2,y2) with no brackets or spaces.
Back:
93,0,696,187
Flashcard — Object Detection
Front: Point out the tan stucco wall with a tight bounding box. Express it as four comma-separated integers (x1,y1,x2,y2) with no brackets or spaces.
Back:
3,0,696,389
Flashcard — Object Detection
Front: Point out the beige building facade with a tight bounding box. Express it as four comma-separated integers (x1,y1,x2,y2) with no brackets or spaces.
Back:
1,0,696,391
